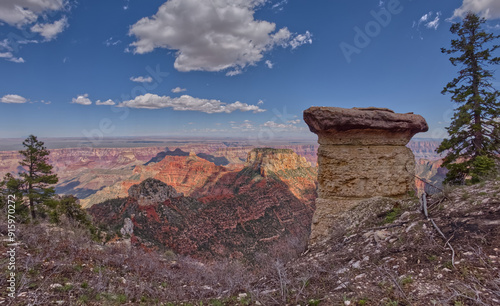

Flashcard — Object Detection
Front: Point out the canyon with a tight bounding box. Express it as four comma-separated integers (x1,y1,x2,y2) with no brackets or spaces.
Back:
0,139,444,205
88,148,317,260
0,137,447,258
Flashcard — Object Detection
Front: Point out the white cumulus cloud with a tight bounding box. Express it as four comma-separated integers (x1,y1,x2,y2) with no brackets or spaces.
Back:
171,87,187,93
265,60,273,69
31,16,68,41
0,52,24,63
0,0,67,27
0,1,70,62
130,76,153,83
96,99,115,106
453,0,500,20
128,0,311,75
1,94,27,103
71,94,92,105
118,93,266,114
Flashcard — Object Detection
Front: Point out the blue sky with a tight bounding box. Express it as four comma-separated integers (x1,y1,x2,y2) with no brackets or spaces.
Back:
0,0,499,141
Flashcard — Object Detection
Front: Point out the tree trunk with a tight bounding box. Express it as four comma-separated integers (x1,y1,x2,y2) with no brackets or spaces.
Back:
29,183,35,220
471,28,483,157
29,157,35,220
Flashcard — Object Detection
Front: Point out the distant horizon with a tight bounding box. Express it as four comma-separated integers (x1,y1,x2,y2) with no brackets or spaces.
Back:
0,135,443,152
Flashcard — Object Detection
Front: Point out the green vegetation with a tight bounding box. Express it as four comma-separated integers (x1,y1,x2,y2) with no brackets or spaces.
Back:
428,255,438,262
45,195,95,231
0,135,97,238
358,298,369,305
383,206,401,224
438,13,500,185
400,275,413,286
0,173,29,222
308,299,321,306
0,135,59,220
18,135,59,219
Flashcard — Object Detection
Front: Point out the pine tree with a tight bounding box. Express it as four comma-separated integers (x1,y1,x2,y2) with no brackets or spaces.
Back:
18,135,58,219
0,173,29,221
438,12,500,184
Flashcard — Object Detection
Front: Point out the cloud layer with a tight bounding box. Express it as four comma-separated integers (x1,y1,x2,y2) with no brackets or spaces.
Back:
0,1,70,62
453,0,500,20
118,93,266,113
0,52,24,63
128,0,311,75
1,94,27,103
171,87,187,93
31,16,68,41
130,76,153,83
96,99,115,106
0,0,67,27
71,94,92,105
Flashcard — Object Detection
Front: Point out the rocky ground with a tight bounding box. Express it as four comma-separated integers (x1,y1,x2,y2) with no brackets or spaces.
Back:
290,179,500,305
1,179,498,305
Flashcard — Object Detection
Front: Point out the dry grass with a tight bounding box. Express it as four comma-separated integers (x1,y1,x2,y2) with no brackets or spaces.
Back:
1,180,500,305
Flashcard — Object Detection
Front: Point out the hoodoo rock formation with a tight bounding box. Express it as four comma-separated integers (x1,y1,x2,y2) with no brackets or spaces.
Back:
304,106,428,242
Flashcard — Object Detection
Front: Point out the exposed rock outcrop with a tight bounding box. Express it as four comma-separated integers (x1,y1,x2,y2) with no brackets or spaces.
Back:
304,106,428,242
128,178,183,206
81,155,230,208
245,148,312,176
120,218,134,236
88,149,317,260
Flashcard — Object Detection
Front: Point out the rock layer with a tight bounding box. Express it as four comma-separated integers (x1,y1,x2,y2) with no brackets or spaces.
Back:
88,149,317,260
304,106,428,242
128,177,183,206
245,148,312,176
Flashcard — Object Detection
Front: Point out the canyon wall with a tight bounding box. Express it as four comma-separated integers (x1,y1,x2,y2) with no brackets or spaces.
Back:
88,148,317,260
0,139,443,204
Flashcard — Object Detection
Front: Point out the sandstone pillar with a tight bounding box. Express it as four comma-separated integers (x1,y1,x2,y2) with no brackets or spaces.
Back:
303,107,428,242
